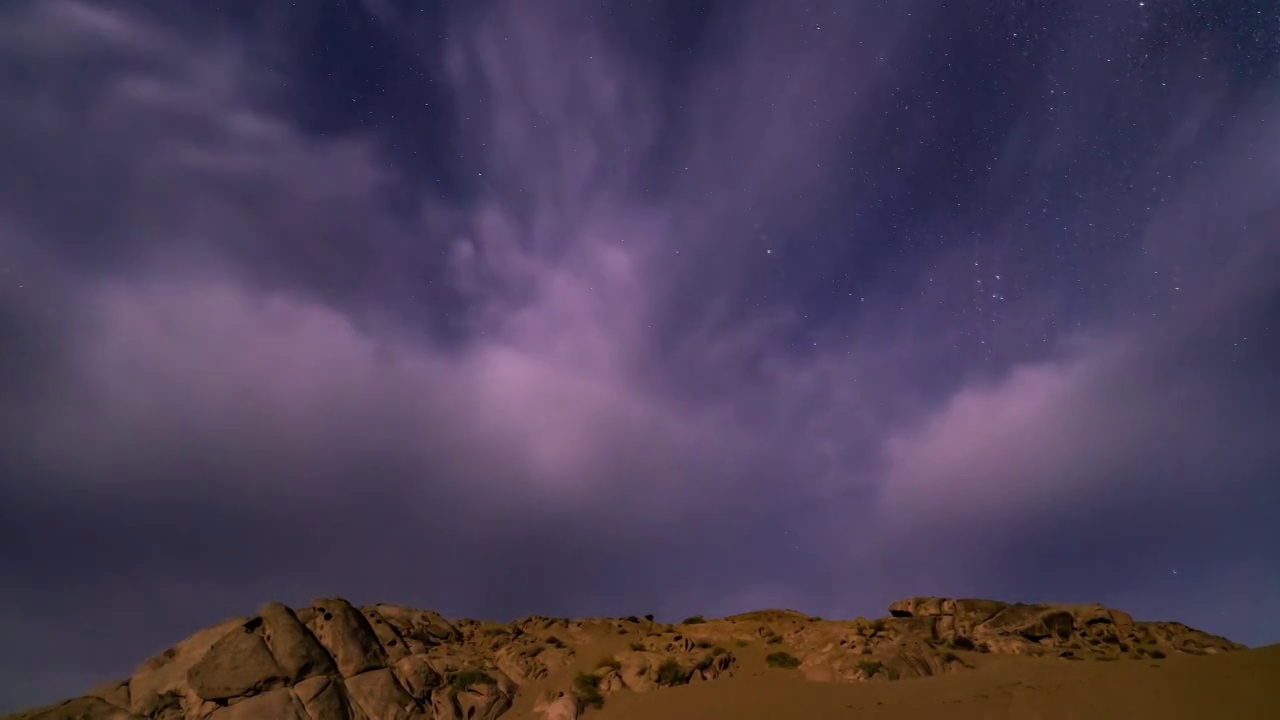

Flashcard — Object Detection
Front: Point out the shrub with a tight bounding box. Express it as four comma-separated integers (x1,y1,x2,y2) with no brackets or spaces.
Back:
766,651,801,669
695,639,713,649
629,641,646,651
870,619,887,633
682,615,707,625
941,651,961,664
765,633,783,645
711,646,728,657
545,636,565,648
448,669,495,697
573,672,604,709
948,636,975,651
644,614,655,621
625,615,640,623
1150,649,1167,659
656,659,691,686
735,639,750,647
856,660,884,677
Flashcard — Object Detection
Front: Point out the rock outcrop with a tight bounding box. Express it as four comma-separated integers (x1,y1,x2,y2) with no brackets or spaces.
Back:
4,597,1244,720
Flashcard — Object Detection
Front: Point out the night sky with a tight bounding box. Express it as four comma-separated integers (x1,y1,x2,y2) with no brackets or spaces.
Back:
1,0,1278,712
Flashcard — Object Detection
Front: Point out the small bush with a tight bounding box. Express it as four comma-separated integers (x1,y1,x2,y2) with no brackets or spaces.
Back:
545,636,565,648
870,620,887,633
644,614,655,621
711,645,728,657
694,654,715,672
948,636,975,651
857,660,884,677
595,657,622,672
1149,649,1167,659
695,639,713,649
765,633,783,645
681,615,707,625
448,669,495,697
629,641,646,651
625,615,640,623
573,672,604,709
656,659,691,686
766,651,801,669
941,651,961,664
735,639,750,647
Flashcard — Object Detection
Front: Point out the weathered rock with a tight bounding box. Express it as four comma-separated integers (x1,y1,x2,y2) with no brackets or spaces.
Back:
532,691,578,720
393,654,444,702
345,668,427,720
492,644,548,684
208,689,308,720
258,602,336,683
86,680,131,711
127,617,246,720
185,621,285,701
454,683,513,720
361,607,412,664
292,675,352,720
14,697,142,720
977,604,1076,644
619,653,659,692
306,598,389,677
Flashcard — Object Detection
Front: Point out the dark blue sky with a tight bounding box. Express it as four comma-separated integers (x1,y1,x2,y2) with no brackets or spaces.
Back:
1,0,1277,713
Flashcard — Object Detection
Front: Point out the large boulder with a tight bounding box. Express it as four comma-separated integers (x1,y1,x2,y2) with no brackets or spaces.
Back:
185,621,285,701
258,602,336,683
305,598,389,677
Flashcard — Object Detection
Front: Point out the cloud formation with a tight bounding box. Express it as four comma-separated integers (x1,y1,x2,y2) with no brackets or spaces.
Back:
1,0,1277,711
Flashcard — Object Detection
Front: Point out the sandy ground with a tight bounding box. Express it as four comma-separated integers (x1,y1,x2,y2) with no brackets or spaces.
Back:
507,639,1280,720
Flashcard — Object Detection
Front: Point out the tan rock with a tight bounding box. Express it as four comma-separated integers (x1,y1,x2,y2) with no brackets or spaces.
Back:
86,680,130,711
361,607,412,663
13,697,142,720
258,602,336,683
345,668,427,720
127,616,246,720
292,675,353,720
392,654,444,702
306,598,389,677
208,689,307,720
532,691,579,720
185,621,285,701
619,652,659,691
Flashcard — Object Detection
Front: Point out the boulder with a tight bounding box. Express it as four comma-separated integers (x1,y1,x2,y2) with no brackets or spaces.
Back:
305,598,388,677
185,621,285,701
258,602,336,683
208,689,307,720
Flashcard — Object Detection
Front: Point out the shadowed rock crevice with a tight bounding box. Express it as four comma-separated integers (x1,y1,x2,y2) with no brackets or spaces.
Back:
2,597,1246,720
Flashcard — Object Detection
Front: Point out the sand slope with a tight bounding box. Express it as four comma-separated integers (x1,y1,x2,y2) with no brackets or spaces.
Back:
565,643,1280,720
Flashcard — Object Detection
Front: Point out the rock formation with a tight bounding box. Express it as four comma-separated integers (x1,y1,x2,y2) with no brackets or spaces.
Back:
4,597,1244,720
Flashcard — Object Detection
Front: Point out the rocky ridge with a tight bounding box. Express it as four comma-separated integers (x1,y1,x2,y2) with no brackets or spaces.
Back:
5,596,1245,720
